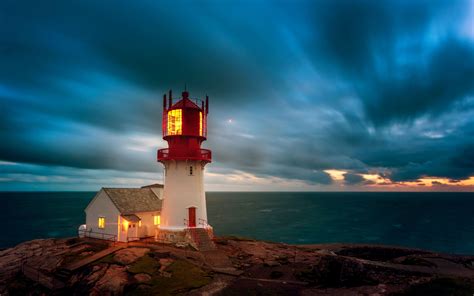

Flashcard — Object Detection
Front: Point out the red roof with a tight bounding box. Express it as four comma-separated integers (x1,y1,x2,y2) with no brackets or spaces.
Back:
170,98,201,110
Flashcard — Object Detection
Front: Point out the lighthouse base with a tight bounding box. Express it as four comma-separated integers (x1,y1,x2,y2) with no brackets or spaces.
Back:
155,227,215,251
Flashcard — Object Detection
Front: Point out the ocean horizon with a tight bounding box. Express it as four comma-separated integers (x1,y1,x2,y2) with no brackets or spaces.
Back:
1,191,473,255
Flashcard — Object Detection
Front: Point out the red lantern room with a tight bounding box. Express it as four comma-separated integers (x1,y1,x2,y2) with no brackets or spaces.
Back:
157,89,212,163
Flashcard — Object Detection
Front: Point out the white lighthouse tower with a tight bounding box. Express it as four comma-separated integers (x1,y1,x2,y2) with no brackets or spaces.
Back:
157,89,214,249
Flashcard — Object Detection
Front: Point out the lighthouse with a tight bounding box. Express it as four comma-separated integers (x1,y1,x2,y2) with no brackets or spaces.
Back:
156,89,214,249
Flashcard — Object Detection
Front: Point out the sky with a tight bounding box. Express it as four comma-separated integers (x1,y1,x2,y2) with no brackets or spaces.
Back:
1,0,474,191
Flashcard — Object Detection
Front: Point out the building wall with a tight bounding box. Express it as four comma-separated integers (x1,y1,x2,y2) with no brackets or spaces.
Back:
135,211,161,237
85,190,120,241
160,160,208,230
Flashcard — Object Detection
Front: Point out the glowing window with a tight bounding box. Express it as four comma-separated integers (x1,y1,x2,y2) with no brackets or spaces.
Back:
154,215,161,225
167,109,182,135
98,217,105,229
199,111,203,136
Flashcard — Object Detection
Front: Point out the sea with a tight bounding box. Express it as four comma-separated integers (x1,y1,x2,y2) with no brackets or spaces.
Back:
1,192,473,255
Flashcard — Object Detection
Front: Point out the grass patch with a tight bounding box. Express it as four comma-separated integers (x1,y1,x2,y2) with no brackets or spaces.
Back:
150,260,212,294
128,254,161,275
394,277,474,296
125,259,212,295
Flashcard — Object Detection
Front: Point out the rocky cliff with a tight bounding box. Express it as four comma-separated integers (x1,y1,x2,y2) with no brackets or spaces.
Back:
1,237,474,295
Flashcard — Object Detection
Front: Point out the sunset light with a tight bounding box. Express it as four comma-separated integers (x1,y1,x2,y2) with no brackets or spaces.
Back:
1,1,473,294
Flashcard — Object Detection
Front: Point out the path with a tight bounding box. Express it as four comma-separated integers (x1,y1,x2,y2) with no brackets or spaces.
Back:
64,245,125,271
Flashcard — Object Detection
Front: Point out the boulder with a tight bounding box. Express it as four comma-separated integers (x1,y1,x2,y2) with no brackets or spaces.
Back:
85,263,108,285
134,273,152,283
264,260,281,267
91,265,128,295
113,248,149,265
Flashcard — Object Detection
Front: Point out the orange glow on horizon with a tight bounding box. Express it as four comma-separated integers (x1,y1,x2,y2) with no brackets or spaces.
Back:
358,174,474,188
324,170,347,181
400,176,474,187
361,174,391,185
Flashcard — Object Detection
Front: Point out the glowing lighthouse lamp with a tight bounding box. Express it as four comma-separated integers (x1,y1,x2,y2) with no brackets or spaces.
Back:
157,89,213,246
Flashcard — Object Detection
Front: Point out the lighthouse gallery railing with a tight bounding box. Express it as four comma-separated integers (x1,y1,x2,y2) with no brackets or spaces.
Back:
157,148,211,162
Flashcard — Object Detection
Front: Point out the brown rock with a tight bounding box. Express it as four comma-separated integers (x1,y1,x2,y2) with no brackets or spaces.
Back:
264,260,281,267
113,248,149,265
86,263,109,285
134,273,152,283
91,265,128,295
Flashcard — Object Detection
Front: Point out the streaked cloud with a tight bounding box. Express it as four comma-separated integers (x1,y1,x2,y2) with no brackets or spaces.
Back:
0,0,473,191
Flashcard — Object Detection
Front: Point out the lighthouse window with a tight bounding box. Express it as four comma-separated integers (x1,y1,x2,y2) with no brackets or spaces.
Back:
167,109,182,135
98,217,105,229
189,166,193,175
199,111,203,136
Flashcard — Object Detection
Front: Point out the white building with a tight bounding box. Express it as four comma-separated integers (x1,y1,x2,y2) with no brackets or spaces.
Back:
155,90,215,251
80,90,215,250
81,184,163,242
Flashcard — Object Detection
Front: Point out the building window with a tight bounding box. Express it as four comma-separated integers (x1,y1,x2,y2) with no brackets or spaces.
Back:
98,217,105,229
189,166,193,175
167,109,182,135
154,215,161,225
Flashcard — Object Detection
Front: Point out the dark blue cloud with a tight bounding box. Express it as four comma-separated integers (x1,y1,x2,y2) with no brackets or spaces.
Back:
1,0,473,189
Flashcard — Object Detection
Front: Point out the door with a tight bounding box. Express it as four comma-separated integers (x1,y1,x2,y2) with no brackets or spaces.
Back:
128,223,138,241
188,207,196,227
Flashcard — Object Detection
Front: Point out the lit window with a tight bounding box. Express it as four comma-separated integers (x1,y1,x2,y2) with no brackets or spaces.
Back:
199,111,203,136
167,109,182,135
98,217,105,229
154,215,161,225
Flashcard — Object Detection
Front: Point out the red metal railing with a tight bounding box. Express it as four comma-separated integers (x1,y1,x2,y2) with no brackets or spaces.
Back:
157,148,212,162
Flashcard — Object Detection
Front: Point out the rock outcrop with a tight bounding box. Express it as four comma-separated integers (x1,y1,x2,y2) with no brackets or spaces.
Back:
1,237,474,295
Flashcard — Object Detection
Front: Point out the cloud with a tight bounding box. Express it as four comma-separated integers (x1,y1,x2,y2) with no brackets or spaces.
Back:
343,173,365,185
0,0,473,190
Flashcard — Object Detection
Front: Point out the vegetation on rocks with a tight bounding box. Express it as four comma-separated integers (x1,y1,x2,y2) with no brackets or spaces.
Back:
127,253,161,275
1,238,474,295
126,259,212,296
